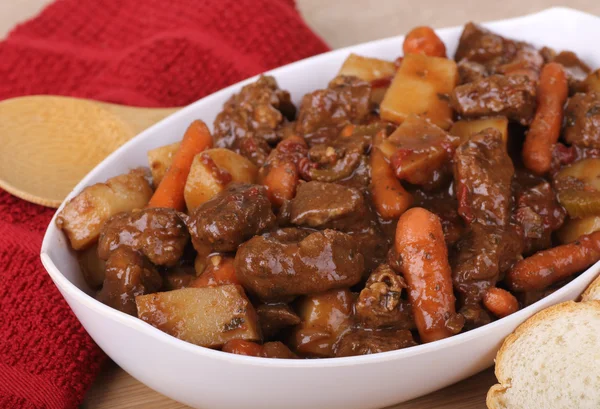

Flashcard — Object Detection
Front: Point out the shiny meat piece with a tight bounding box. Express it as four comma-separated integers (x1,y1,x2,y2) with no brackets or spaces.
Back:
96,247,162,316
289,181,366,230
452,129,515,312
455,22,518,68
187,183,276,255
454,129,514,227
450,74,536,125
213,76,296,166
296,75,371,145
413,189,464,246
234,229,364,301
514,182,566,254
455,22,542,78
335,328,416,357
301,123,379,183
552,51,591,92
457,60,488,84
98,208,189,267
256,303,301,339
564,92,600,149
354,264,414,330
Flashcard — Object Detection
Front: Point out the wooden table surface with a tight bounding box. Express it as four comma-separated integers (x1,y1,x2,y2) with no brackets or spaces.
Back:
2,1,600,408
83,361,496,409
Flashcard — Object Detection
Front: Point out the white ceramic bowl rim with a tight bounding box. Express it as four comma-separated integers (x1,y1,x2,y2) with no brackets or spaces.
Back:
40,6,600,369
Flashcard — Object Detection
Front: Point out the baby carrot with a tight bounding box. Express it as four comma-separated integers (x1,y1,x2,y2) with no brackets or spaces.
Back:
370,146,412,219
147,120,213,210
395,207,458,343
483,287,519,318
522,63,568,175
403,26,446,58
506,230,600,292
260,135,307,207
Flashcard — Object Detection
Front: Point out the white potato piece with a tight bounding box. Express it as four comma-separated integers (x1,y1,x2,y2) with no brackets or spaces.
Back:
557,216,600,244
56,168,153,250
450,116,508,144
136,286,261,348
184,148,258,211
338,53,396,82
380,54,458,129
147,142,180,187
581,69,600,93
339,54,397,105
555,158,600,191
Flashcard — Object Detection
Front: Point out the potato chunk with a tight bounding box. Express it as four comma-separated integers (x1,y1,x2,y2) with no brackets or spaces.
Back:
338,54,397,105
338,53,396,82
555,159,600,219
557,216,600,244
136,286,261,348
147,142,180,187
380,54,458,129
450,116,508,144
56,168,153,250
184,148,258,211
581,69,600,93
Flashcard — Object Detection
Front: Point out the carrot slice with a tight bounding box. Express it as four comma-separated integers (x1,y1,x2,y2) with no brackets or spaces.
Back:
147,120,213,210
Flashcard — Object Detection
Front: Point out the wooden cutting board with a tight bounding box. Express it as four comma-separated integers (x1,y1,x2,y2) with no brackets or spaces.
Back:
83,362,494,408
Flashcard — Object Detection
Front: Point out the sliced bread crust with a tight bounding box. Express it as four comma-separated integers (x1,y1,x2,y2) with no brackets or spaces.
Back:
487,301,600,409
581,274,600,302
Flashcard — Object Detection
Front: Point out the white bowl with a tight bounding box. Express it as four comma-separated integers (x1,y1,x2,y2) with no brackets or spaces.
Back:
41,7,600,409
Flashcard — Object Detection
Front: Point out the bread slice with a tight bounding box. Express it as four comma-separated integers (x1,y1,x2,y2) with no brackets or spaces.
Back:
581,274,600,302
486,301,600,409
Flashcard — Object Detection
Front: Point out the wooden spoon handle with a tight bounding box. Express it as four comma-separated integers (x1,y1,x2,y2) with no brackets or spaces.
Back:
94,102,181,135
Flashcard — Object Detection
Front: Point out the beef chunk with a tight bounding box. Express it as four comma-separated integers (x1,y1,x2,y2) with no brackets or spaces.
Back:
301,123,377,184
256,303,301,339
551,51,591,92
413,189,465,246
289,181,387,272
457,60,488,84
450,74,536,125
187,183,276,255
455,22,518,68
96,247,162,316
564,92,600,149
452,129,516,315
335,328,416,357
296,75,371,145
289,181,366,230
98,208,189,267
514,182,566,254
354,264,414,330
455,23,542,79
234,229,364,301
213,76,296,166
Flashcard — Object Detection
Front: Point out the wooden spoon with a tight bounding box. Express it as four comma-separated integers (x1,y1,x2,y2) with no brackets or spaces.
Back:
0,95,180,208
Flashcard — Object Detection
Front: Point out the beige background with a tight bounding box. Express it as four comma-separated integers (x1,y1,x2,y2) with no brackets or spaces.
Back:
2,1,600,408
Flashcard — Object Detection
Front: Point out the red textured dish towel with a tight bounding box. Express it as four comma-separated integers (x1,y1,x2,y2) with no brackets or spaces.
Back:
0,1,328,407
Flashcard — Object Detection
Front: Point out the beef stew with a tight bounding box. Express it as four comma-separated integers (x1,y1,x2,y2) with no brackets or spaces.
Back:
57,22,600,358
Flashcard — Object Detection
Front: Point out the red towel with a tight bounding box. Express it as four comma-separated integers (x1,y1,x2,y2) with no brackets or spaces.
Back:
0,1,328,407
